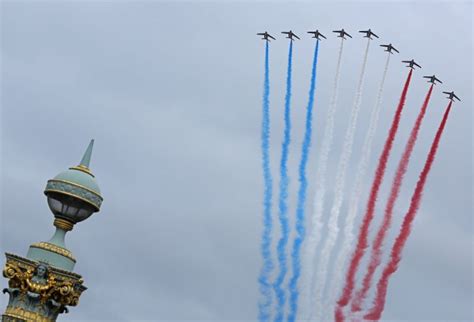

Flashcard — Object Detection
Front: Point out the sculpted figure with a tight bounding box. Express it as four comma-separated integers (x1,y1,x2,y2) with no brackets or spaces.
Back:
26,263,55,303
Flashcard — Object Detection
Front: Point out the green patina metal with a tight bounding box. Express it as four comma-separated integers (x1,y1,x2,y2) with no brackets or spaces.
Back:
26,246,76,271
27,140,103,271
44,140,103,211
79,140,94,168
27,228,76,271
45,179,102,211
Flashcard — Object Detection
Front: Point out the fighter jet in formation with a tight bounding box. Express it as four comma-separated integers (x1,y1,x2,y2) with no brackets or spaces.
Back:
380,43,399,54
359,29,379,39
257,32,276,42
307,30,326,40
403,59,422,69
281,30,300,41
333,29,352,39
423,75,442,85
443,91,461,101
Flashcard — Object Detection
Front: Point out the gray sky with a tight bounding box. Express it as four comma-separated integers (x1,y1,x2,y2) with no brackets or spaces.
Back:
0,1,472,321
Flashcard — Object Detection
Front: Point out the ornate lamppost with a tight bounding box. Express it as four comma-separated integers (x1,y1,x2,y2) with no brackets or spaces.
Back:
2,140,103,321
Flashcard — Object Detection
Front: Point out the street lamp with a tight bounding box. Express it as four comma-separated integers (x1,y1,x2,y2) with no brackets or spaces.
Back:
2,140,104,321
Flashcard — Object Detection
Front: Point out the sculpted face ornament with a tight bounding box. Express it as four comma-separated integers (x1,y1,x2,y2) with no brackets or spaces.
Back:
35,264,48,280
3,258,85,311
26,263,56,301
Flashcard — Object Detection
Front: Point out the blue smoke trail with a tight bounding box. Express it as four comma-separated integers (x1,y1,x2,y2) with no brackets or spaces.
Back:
258,41,274,322
287,40,320,322
273,40,293,322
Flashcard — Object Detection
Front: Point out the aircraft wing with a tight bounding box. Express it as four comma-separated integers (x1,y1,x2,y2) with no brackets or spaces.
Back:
402,60,411,63
345,32,353,38
281,31,290,34
453,93,461,101
372,32,379,38
393,47,399,53
423,76,431,79
294,34,300,40
269,34,276,40
435,77,443,84
321,33,327,39
257,33,265,36
414,62,421,68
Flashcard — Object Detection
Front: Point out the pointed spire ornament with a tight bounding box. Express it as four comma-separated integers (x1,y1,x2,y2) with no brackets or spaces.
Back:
79,139,94,168
71,139,96,177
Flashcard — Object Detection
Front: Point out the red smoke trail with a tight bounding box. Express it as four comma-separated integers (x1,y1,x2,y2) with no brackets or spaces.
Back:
335,69,413,322
364,102,453,321
351,84,434,312
335,307,344,322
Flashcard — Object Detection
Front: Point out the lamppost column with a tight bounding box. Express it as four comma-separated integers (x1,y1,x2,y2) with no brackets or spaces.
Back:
2,140,104,321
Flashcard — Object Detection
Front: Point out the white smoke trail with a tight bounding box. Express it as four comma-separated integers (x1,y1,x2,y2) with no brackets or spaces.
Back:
299,38,345,321
324,52,391,321
311,38,371,321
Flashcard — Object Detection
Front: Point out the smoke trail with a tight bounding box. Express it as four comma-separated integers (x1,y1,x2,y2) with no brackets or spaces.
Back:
336,69,413,321
273,41,293,322
287,39,320,322
258,41,274,322
326,53,391,320
364,102,452,321
301,37,344,320
351,84,434,312
312,38,371,322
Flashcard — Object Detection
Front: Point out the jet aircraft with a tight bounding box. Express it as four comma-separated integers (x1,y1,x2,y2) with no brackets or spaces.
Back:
402,59,421,69
380,43,399,54
333,29,352,39
443,91,461,101
257,32,276,42
307,30,326,40
281,30,300,41
359,29,379,39
423,75,442,84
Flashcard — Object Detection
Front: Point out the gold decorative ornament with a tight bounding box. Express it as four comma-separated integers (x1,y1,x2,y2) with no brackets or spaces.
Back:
52,218,74,232
4,306,54,322
29,242,76,262
3,262,26,291
4,253,82,281
69,165,95,177
2,258,85,308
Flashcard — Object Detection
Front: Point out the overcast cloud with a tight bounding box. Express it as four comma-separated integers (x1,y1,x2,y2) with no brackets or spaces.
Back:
0,1,472,321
